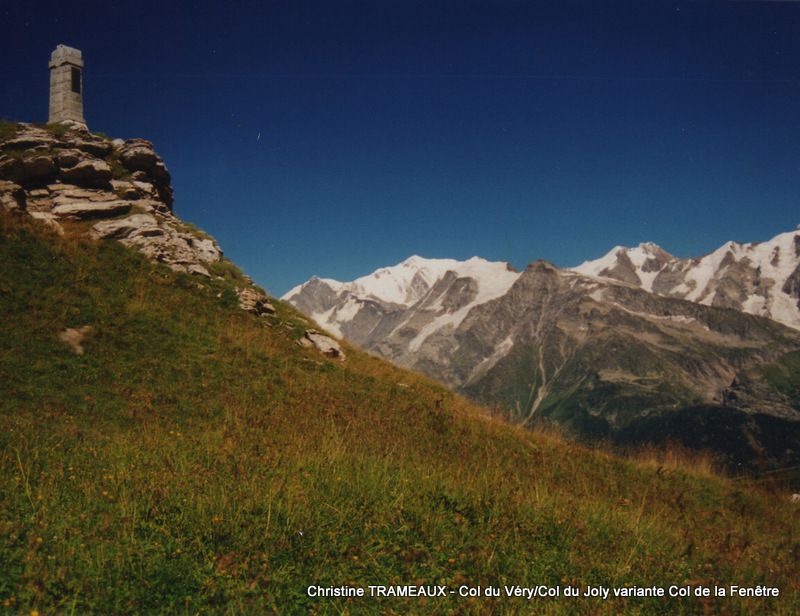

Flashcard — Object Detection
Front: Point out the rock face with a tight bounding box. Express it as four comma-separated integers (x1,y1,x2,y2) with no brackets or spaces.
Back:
59,159,113,187
52,199,132,218
0,122,218,276
236,287,276,316
0,155,56,184
285,248,800,469
0,181,25,211
299,330,346,361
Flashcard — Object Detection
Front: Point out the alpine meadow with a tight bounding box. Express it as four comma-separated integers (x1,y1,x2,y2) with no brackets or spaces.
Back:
3,1,800,614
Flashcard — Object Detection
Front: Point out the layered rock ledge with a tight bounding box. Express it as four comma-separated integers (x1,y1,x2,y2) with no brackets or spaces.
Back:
0,122,218,276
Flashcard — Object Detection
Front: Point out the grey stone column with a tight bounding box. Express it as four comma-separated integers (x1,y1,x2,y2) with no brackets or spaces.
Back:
49,45,86,128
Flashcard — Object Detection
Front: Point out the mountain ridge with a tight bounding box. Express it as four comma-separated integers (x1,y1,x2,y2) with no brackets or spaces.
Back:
285,229,800,468
572,229,800,330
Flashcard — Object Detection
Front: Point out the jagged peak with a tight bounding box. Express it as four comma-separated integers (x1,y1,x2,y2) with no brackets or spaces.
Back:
400,254,427,266
525,259,559,272
636,241,668,254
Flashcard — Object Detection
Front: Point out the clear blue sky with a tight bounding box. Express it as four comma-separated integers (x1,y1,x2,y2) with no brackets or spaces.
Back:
3,1,800,296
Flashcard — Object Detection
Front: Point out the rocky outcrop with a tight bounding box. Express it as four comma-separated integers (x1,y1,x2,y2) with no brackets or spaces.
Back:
1,121,345,364
58,326,92,355
93,216,222,277
0,155,56,185
236,287,276,316
0,122,219,276
90,213,161,239
52,199,132,218
0,124,173,207
783,264,800,310
299,330,346,361
0,181,25,211
118,139,162,173
58,158,112,187
0,121,289,333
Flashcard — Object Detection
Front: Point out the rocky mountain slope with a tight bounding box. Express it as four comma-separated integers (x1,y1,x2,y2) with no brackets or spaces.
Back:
0,122,222,275
285,240,800,468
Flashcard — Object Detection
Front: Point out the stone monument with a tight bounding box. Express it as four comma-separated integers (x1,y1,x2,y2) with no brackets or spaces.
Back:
48,45,86,128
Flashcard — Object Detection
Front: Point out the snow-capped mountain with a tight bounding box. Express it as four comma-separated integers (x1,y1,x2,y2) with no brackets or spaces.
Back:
572,230,800,330
572,242,676,292
283,230,800,468
283,255,520,342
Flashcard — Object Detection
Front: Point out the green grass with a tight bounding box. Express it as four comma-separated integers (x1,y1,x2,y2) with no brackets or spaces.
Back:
106,154,132,181
175,220,214,241
1,212,799,614
42,123,74,139
206,259,253,290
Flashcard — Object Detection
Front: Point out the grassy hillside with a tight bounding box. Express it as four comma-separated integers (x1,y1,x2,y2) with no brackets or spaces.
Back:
1,212,799,614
